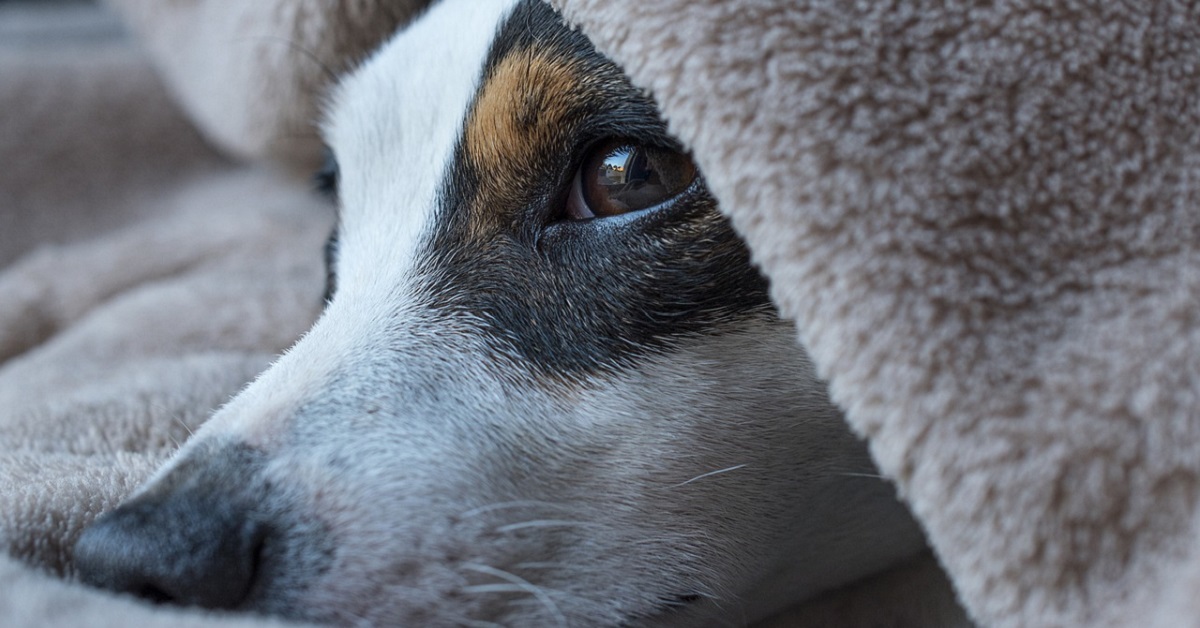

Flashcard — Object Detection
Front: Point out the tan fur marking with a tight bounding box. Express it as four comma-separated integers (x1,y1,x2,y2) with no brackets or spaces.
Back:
464,48,584,235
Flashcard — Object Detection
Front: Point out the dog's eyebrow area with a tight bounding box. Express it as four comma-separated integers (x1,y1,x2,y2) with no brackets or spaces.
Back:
451,7,681,236
405,5,772,377
315,0,771,379
463,47,586,219
467,48,581,167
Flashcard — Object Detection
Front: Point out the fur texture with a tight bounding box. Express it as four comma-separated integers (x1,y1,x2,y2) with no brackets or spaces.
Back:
548,0,1200,625
12,0,1198,625
74,1,927,624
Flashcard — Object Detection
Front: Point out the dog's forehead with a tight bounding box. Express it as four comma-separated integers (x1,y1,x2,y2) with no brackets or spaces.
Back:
323,0,522,292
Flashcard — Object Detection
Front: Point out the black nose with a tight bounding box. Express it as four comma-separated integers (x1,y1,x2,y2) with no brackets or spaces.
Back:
74,494,266,609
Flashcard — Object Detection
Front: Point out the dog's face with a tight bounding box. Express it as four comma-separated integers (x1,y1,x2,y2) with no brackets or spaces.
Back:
74,0,924,625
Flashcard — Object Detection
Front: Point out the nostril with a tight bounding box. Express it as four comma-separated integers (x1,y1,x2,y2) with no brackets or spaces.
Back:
74,498,268,610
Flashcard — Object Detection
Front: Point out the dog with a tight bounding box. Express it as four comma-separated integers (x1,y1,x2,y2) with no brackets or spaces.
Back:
73,0,927,625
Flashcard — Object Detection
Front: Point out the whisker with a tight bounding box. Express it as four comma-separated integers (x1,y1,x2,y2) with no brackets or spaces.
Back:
452,617,507,628
495,519,602,534
462,563,567,628
670,464,748,488
148,401,198,443
460,500,578,519
465,584,543,595
834,471,886,479
332,604,374,628
145,402,200,456
173,416,196,438
513,562,574,571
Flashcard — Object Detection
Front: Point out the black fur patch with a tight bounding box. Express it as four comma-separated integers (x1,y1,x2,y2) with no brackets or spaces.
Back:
323,226,339,304
412,0,773,377
314,147,340,304
320,0,774,377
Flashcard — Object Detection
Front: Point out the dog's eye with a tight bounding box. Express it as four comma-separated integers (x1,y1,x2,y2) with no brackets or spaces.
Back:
313,149,340,200
565,141,696,220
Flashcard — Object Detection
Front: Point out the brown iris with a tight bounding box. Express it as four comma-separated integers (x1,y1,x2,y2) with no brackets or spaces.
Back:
565,141,697,220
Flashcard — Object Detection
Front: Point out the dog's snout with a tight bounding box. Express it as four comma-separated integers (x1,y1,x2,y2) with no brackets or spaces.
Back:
74,495,266,609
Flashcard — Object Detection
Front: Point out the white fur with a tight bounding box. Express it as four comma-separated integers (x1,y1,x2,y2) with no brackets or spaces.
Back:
322,0,522,301
138,0,927,624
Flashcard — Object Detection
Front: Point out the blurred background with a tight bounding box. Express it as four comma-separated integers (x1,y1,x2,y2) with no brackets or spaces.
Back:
0,0,122,53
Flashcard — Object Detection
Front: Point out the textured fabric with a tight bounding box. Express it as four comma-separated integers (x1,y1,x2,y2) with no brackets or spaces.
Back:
0,37,225,267
0,3,361,626
0,552,308,628
104,0,428,173
549,0,1200,626
5,0,1199,626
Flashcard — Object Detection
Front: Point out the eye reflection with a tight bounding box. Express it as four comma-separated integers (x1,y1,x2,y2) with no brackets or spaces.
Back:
600,146,634,184
567,141,697,220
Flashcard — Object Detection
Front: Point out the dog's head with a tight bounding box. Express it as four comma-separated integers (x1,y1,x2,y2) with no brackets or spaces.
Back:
74,1,924,625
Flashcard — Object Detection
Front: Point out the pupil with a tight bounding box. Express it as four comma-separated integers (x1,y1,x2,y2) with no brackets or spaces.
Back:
578,142,696,219
599,146,646,187
596,146,665,213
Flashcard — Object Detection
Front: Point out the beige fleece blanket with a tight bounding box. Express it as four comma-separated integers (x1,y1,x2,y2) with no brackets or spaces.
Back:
548,1,1200,627
3,0,1198,626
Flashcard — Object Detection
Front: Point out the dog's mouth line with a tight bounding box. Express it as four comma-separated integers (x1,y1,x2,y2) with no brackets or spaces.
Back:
134,583,174,606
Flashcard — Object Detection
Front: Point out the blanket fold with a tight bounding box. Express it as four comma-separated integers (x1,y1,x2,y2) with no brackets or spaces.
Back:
104,0,428,173
4,0,1199,626
0,5,335,621
548,1,1200,626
